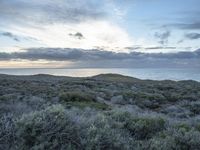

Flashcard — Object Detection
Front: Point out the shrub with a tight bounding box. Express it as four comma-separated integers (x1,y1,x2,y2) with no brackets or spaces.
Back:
0,114,16,150
125,116,165,140
66,101,110,110
163,92,181,102
59,91,110,110
84,114,133,150
110,111,132,123
15,105,132,150
59,91,95,103
149,128,200,150
16,105,82,150
189,101,200,115
148,135,177,150
173,128,200,150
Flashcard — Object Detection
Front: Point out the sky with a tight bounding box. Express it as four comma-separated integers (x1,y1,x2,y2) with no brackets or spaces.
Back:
0,0,199,68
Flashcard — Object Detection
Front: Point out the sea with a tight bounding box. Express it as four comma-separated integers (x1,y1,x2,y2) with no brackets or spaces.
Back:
0,68,199,82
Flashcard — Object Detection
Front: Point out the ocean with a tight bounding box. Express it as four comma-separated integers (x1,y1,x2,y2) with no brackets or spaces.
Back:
0,68,199,82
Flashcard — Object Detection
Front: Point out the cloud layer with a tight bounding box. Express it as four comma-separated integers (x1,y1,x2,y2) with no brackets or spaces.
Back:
0,0,108,25
0,48,199,68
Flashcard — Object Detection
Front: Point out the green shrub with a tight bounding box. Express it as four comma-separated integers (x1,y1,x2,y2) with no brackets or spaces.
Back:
0,114,16,150
163,92,181,102
84,114,133,150
189,102,200,115
110,111,132,122
125,117,165,140
148,135,177,150
173,128,200,150
66,101,110,110
59,91,95,103
149,128,200,150
16,105,82,150
59,91,110,110
15,105,132,150
174,123,191,131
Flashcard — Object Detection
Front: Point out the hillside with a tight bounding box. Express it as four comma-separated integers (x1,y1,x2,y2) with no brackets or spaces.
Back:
1,74,200,150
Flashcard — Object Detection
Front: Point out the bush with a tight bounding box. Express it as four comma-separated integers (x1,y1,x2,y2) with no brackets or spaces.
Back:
16,105,82,150
66,101,110,110
15,105,132,150
189,101,200,115
148,135,177,150
84,114,133,150
59,91,110,110
0,114,16,150
163,92,181,102
149,127,200,150
125,116,165,140
173,128,200,150
59,91,95,103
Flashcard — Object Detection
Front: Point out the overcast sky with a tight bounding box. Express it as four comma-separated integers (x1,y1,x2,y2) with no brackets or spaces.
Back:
0,0,199,68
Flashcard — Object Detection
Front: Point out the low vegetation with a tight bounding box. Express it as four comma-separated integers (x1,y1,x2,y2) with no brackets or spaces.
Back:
0,74,200,150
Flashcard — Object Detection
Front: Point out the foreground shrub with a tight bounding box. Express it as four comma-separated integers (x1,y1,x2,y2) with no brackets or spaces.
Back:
15,105,132,150
16,105,82,150
84,114,133,150
125,116,165,140
0,114,16,150
149,128,200,150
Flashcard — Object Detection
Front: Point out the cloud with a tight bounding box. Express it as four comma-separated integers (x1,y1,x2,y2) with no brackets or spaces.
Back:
170,22,200,30
10,21,132,51
0,32,20,42
0,48,199,68
125,46,178,52
0,0,108,26
0,52,11,60
154,30,171,45
144,46,177,50
185,33,200,40
69,32,84,40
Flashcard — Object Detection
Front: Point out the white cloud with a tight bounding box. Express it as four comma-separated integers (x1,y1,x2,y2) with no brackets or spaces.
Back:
10,21,133,52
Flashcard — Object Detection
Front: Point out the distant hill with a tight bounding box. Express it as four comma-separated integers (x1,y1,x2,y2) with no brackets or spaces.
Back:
92,73,140,83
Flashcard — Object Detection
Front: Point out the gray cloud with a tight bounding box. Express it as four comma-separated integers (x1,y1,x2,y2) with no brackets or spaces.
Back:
69,32,84,40
0,0,108,26
170,22,200,30
125,46,177,51
0,32,20,42
154,30,171,45
0,48,199,68
156,10,200,31
144,46,176,50
0,52,11,60
185,33,200,40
